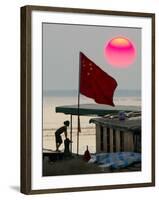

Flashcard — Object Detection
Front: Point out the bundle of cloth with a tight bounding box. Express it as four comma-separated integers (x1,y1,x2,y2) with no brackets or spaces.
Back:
89,152,141,169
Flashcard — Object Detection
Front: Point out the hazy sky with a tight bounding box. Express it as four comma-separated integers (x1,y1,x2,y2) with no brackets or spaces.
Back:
43,23,141,92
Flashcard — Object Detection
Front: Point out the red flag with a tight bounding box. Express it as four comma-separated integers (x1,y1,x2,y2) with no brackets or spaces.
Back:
80,52,117,106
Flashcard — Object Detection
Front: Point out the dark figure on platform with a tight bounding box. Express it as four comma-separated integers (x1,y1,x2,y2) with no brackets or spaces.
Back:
64,138,72,157
55,120,70,152
83,145,91,161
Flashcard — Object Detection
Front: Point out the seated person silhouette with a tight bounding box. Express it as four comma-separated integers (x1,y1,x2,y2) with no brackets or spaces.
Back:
55,120,70,152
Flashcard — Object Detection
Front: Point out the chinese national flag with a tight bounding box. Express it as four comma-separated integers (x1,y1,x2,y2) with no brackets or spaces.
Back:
80,52,117,106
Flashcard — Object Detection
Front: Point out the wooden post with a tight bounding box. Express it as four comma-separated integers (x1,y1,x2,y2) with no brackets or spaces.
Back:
96,124,101,153
127,131,134,152
77,116,80,155
70,114,73,153
124,131,129,151
110,128,114,152
116,129,121,152
103,127,107,152
77,52,82,155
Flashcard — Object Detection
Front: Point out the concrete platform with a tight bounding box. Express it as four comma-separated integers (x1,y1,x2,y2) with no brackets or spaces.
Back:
43,149,64,161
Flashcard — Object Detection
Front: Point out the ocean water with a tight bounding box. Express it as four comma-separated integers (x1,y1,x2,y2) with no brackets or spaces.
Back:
43,90,141,155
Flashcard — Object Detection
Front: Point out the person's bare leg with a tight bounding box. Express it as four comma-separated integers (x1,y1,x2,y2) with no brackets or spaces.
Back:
58,143,61,151
55,143,58,151
56,143,61,152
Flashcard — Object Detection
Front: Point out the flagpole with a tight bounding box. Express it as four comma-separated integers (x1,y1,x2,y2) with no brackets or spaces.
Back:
77,52,82,155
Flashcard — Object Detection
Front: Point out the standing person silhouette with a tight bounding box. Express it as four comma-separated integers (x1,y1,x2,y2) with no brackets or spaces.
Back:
55,120,70,152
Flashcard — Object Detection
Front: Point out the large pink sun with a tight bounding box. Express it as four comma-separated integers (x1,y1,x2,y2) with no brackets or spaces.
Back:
104,36,136,68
